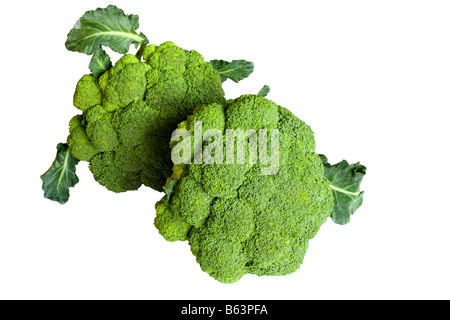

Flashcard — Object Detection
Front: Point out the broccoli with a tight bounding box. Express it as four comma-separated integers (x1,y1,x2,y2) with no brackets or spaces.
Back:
154,95,335,283
67,42,225,192
41,6,253,203
40,6,367,285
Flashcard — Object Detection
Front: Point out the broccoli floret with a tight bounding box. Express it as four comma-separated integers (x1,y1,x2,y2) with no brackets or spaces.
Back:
73,75,102,112
85,105,119,152
154,95,334,283
66,115,99,161
67,41,225,192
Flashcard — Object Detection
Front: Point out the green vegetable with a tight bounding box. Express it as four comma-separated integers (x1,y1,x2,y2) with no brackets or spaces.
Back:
41,6,255,203
210,59,255,83
67,42,225,193
154,95,334,283
320,155,366,225
41,5,367,285
41,143,80,204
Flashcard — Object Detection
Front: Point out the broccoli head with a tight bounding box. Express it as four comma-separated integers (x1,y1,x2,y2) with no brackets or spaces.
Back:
67,41,225,192
154,95,334,283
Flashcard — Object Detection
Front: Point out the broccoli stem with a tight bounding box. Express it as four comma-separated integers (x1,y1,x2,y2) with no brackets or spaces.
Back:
135,44,146,61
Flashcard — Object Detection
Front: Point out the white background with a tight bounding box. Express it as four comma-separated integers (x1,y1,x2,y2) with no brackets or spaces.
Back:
1,0,449,300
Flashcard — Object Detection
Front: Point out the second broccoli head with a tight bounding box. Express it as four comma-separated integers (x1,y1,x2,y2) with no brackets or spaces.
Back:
154,95,334,283
67,41,225,192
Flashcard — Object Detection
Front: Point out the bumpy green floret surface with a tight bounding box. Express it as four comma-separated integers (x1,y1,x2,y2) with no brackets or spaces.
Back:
67,41,225,192
154,95,334,283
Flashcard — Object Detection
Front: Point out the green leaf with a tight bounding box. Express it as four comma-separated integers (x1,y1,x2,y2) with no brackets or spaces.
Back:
320,155,367,225
89,47,112,78
258,85,270,97
209,59,254,83
164,179,178,204
65,5,149,55
41,143,80,204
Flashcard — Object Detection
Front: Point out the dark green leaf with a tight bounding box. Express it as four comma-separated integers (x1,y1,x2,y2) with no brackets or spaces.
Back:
209,59,254,83
164,179,178,204
258,85,270,97
89,47,112,78
320,155,367,225
41,143,80,204
139,32,149,47
65,5,149,55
